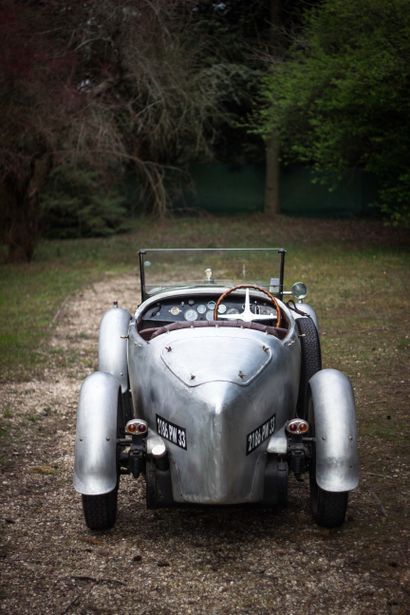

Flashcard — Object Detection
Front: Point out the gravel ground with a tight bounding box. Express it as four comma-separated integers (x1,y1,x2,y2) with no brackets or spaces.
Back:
1,273,408,615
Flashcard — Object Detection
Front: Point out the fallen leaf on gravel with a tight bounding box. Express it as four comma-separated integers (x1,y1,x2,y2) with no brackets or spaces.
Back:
400,568,410,590
157,560,170,567
79,535,104,546
29,465,57,475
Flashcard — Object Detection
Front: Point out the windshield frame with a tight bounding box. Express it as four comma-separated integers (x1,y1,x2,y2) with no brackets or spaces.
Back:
138,248,286,301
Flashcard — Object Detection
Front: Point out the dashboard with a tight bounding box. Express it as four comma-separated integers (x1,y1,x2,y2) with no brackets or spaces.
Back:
140,294,278,329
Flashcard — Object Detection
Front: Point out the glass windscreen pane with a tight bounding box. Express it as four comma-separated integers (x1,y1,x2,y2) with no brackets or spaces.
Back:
140,249,284,297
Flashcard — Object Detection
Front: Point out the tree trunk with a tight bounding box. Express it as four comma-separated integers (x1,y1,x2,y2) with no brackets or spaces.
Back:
5,191,38,262
265,134,280,215
2,153,52,262
264,0,281,215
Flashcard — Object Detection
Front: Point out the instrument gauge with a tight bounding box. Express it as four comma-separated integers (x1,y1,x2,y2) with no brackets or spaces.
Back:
184,308,198,322
227,307,240,315
207,300,216,310
169,306,182,316
217,304,227,314
206,310,214,321
197,304,207,315
259,306,275,316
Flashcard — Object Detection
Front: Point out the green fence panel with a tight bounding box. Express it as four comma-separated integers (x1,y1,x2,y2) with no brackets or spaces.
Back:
127,163,378,217
186,164,265,213
186,163,377,216
280,165,365,217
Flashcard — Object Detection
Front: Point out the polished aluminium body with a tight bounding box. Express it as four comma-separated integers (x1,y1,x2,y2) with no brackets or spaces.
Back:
128,293,300,504
98,305,130,394
74,370,120,495
74,247,359,529
309,369,358,492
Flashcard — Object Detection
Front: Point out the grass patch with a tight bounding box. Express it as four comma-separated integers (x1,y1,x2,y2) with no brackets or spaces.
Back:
0,234,134,380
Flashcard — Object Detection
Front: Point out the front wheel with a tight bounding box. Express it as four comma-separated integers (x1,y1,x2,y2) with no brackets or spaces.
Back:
308,396,348,528
296,317,321,419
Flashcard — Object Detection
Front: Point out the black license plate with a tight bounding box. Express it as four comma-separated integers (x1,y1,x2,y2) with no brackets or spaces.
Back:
156,414,187,450
246,415,276,455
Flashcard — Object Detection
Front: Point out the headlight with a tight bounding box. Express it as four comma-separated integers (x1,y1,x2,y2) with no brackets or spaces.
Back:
291,281,308,301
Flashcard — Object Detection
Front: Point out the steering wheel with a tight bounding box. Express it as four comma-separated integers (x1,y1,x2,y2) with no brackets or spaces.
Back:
213,284,281,327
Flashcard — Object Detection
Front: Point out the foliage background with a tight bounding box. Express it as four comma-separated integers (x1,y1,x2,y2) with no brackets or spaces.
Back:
1,0,409,262
258,0,410,225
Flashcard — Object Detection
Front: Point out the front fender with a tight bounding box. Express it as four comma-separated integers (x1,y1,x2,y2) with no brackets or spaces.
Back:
309,369,359,492
293,303,319,331
74,371,120,496
98,305,131,393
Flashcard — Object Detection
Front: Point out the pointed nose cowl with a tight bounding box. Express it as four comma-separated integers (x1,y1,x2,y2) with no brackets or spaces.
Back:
173,380,269,503
158,332,281,504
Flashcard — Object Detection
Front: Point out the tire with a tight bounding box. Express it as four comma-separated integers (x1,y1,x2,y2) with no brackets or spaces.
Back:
82,393,122,531
82,489,118,531
308,396,348,528
145,459,173,509
121,385,133,426
296,317,321,419
263,457,288,509
116,390,128,437
145,459,157,509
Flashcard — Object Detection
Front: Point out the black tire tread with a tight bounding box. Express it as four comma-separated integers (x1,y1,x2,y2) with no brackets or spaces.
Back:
145,459,157,509
82,490,118,531
311,487,348,528
296,317,322,418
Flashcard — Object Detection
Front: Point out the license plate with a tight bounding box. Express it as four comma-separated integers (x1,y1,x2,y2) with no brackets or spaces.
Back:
156,414,187,450
246,415,276,455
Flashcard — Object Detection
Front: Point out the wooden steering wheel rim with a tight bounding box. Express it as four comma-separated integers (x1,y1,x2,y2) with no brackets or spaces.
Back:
213,284,281,328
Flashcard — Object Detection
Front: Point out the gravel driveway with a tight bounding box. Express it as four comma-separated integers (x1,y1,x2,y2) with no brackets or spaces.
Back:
1,274,408,614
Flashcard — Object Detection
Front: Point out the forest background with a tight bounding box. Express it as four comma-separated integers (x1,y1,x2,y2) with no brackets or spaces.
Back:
0,0,409,263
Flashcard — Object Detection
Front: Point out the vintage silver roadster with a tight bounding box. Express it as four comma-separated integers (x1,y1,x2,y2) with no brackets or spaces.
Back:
74,248,359,530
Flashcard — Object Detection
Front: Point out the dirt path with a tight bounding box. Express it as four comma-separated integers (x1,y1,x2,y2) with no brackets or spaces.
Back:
1,274,408,615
